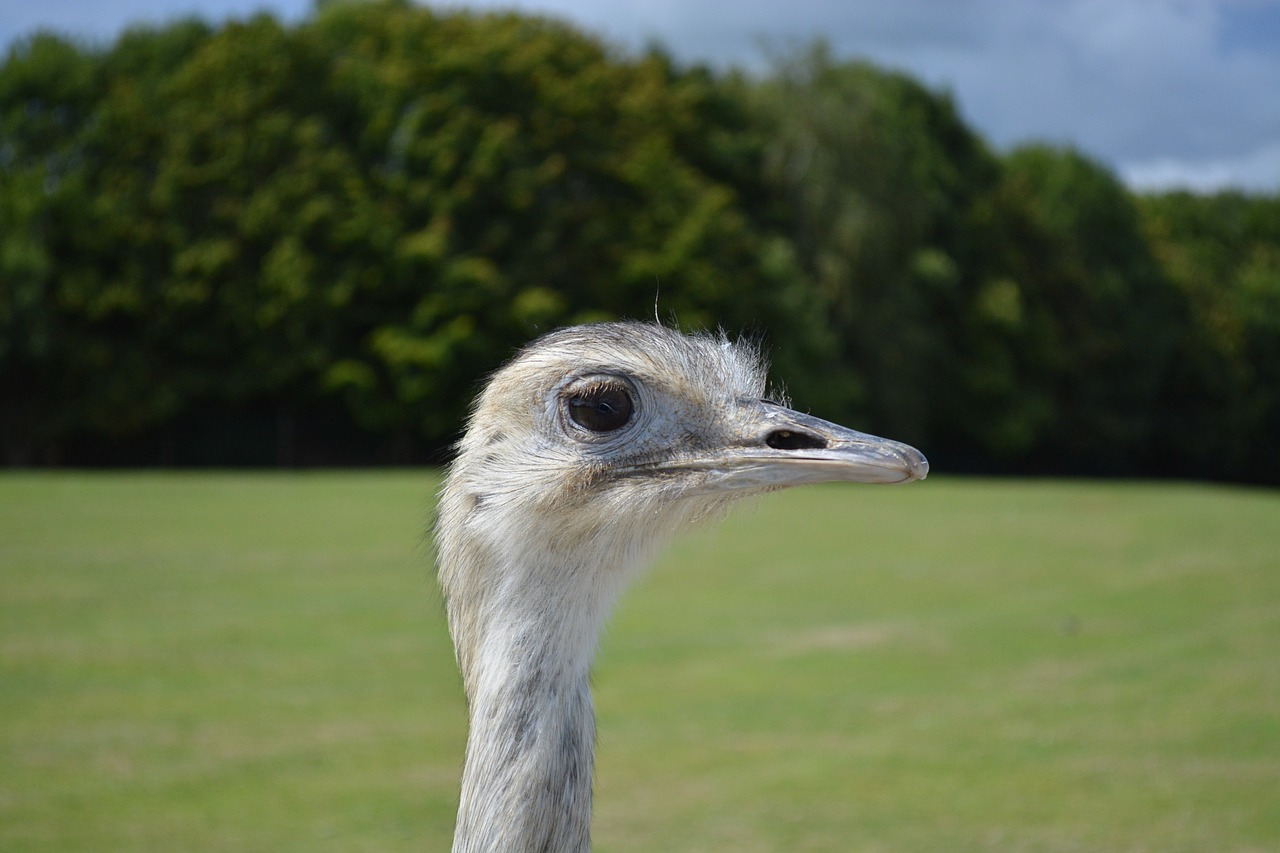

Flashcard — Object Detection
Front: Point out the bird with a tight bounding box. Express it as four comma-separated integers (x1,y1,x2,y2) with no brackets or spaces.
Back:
434,321,928,853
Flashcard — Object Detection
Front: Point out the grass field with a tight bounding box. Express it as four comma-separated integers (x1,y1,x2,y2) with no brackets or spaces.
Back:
1,472,1278,851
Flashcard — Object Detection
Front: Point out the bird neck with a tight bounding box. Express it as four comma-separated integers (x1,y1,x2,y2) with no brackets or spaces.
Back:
439,490,712,852
447,545,628,853
453,628,595,853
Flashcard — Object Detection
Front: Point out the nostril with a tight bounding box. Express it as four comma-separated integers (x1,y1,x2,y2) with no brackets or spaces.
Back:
765,429,828,451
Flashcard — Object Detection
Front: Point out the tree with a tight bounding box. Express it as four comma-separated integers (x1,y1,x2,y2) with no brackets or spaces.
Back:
308,2,817,443
983,146,1180,473
0,33,109,462
750,45,1002,454
1139,191,1280,481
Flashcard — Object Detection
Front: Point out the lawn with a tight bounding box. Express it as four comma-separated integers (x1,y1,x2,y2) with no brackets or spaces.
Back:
1,472,1277,851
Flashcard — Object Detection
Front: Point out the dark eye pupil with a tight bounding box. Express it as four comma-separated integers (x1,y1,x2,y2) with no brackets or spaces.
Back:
568,386,633,432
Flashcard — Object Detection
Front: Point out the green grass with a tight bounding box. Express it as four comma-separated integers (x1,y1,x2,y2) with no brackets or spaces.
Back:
2,473,1278,851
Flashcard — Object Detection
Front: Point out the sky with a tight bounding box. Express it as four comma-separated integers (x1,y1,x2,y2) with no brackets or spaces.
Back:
3,0,1279,193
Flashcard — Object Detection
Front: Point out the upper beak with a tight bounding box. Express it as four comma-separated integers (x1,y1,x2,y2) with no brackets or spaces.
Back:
640,400,929,493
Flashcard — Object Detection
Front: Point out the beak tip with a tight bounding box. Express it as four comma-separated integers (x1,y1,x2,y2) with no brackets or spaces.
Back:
912,457,930,481
904,447,930,482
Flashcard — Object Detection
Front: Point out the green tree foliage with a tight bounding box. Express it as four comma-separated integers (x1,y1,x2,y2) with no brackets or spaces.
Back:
747,49,1185,475
1139,191,1280,481
0,32,116,461
1,7,1277,480
0,3,812,460
303,2,814,440
979,146,1181,472
750,46,1001,446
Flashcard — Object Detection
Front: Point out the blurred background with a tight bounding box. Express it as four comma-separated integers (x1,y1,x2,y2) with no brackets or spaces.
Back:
2,0,1279,481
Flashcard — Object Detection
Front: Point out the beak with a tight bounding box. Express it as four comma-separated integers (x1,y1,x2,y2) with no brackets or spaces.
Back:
637,400,929,493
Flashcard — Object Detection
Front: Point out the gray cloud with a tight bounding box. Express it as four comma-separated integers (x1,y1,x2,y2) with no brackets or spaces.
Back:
0,0,310,46
5,0,1278,191
460,0,1280,191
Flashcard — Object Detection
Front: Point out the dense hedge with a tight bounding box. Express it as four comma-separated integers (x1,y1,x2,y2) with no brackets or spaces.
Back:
2,2,1277,481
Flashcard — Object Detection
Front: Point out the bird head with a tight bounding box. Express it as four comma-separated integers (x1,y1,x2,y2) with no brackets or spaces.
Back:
440,322,927,562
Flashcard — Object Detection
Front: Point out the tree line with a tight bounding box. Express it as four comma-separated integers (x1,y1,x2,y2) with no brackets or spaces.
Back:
2,1,1277,482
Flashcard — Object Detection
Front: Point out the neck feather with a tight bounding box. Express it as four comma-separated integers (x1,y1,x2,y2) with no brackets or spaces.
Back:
438,484,720,853
444,539,643,853
452,635,595,853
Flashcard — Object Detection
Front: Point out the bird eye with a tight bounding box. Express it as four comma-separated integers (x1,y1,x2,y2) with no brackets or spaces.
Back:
567,384,634,433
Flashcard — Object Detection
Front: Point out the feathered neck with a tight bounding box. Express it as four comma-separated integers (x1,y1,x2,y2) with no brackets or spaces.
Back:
437,478,702,853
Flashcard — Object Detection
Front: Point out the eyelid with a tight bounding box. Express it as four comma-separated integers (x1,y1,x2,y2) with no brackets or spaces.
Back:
579,380,620,395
